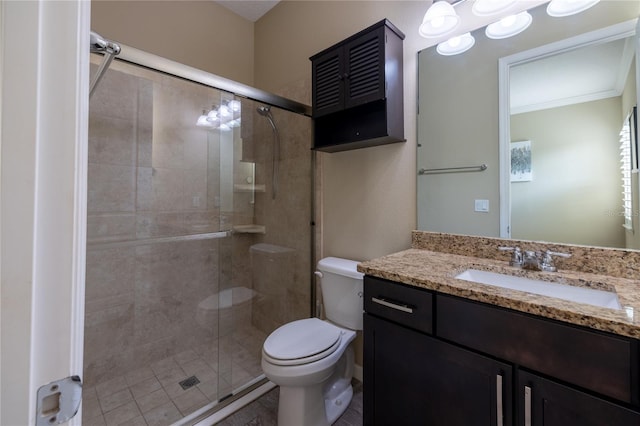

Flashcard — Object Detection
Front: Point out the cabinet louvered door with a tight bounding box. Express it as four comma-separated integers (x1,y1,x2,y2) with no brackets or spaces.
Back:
312,48,344,117
344,27,385,109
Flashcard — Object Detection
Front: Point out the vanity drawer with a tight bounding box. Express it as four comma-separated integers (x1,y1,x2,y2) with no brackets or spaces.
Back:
437,295,638,404
364,276,433,334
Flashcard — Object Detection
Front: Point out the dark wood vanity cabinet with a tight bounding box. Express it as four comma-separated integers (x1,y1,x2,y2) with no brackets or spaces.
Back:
310,19,404,152
365,314,513,426
363,276,640,426
518,370,640,426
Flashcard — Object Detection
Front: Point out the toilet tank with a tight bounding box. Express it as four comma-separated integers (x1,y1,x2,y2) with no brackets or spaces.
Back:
317,257,364,330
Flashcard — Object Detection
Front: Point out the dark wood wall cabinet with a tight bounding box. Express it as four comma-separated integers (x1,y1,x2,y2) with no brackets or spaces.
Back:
310,19,405,152
363,275,640,426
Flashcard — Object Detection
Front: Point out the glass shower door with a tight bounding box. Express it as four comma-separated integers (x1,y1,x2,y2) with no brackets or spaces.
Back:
84,58,248,425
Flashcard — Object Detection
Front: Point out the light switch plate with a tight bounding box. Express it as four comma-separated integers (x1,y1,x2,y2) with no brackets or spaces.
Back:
475,199,489,212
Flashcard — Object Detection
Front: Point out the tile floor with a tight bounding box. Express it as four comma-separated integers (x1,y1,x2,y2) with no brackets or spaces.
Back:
82,325,267,426
217,380,363,426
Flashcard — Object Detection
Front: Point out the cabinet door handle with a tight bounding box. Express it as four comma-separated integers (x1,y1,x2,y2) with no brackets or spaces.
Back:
524,385,532,426
371,297,413,314
496,374,503,426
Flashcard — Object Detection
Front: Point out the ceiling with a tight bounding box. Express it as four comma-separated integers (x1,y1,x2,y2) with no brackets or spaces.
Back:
214,0,280,22
510,36,636,114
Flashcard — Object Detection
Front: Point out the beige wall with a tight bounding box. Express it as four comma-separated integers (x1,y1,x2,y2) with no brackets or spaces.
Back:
510,98,624,248
256,1,433,261
91,0,255,85
417,2,640,239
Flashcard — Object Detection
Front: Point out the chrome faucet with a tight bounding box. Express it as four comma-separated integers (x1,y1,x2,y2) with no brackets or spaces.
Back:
540,250,572,272
499,246,571,272
498,246,523,268
522,250,541,271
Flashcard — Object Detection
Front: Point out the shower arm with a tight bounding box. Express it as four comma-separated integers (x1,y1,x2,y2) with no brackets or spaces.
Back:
89,31,121,98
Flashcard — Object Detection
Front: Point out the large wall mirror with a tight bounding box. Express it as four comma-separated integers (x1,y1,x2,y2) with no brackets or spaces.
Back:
417,1,640,249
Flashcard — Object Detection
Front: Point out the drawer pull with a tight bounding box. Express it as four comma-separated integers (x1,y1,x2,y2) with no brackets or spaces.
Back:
524,385,532,426
496,374,503,426
371,297,413,314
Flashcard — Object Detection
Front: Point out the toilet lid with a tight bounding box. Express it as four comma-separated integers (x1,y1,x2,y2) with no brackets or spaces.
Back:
263,318,341,363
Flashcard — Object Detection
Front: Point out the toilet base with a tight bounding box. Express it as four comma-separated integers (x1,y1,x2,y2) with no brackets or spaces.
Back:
277,381,354,426
325,383,353,424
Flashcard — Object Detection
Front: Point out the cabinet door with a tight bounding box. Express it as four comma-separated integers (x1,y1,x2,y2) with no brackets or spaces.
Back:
518,370,640,426
343,27,386,110
364,314,512,426
311,48,344,117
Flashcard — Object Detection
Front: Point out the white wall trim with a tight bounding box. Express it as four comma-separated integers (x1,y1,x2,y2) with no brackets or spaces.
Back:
1,1,89,424
498,18,638,239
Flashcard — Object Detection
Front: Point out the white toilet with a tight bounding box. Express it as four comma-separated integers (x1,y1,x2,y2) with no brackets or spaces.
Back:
261,257,364,426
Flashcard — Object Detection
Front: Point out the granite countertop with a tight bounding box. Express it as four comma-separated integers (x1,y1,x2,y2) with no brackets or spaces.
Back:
358,248,640,339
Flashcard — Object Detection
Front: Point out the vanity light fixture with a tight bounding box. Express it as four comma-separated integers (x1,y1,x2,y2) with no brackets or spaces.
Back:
546,0,600,17
437,32,475,55
197,100,242,130
422,0,602,56
419,0,460,38
485,11,532,39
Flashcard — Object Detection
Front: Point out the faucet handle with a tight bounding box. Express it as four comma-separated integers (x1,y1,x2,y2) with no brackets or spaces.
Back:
498,246,523,267
541,250,571,272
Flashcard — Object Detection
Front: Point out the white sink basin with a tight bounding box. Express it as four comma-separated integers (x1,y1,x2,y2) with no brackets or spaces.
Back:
455,269,621,310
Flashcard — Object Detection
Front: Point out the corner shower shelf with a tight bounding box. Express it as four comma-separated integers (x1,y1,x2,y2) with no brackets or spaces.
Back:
234,183,266,192
232,224,266,234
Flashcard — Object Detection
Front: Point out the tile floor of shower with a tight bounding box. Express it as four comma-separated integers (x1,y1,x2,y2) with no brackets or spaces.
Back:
82,324,267,426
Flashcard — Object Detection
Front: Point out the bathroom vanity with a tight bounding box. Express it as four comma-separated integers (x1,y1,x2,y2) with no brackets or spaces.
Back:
360,232,640,426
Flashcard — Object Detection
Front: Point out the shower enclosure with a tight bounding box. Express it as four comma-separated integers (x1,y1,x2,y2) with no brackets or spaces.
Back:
83,47,312,425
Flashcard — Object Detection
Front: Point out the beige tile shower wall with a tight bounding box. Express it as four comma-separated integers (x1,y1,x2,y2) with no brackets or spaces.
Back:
250,106,313,334
255,1,428,261
85,66,231,386
91,0,255,85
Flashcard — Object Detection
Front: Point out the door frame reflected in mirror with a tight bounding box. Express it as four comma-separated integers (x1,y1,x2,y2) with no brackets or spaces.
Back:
497,19,638,240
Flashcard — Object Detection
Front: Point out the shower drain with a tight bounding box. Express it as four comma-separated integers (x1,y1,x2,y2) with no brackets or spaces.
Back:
179,375,201,390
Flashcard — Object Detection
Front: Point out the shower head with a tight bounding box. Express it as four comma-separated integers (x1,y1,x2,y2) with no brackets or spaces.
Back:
257,106,271,116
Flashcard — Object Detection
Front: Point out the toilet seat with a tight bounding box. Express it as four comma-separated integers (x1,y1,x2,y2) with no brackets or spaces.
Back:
263,318,342,366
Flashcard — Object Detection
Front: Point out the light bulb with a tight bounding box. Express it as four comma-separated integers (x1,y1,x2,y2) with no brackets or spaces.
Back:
547,0,599,17
431,16,445,29
436,32,475,56
219,105,230,117
419,1,460,38
228,100,241,112
486,11,532,39
500,15,517,28
196,109,211,127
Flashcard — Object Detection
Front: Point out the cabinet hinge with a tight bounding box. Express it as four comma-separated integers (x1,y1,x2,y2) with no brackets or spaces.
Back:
36,376,82,426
